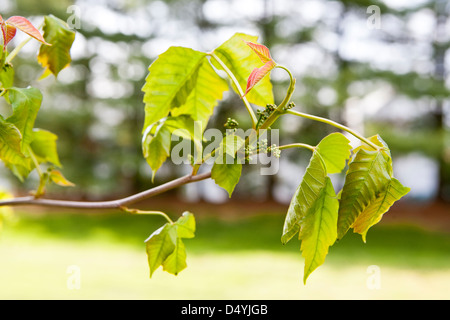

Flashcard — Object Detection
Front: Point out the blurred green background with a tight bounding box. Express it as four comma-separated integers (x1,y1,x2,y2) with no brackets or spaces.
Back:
0,0,449,299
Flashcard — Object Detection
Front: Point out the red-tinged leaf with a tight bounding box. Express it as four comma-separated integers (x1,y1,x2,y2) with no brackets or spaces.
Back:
2,24,16,46
6,16,50,46
244,60,276,96
245,41,274,64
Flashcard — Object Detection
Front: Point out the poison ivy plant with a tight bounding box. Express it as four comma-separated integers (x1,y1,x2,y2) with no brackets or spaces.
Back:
0,16,410,284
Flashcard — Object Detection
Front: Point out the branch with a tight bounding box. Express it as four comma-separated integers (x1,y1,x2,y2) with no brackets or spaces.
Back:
0,172,211,210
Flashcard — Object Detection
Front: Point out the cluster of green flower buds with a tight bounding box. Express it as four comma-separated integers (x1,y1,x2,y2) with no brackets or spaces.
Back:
256,104,277,129
224,117,239,130
283,101,295,111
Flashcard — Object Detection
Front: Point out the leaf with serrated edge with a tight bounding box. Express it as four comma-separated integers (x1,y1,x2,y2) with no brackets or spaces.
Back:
142,47,207,130
171,59,228,129
145,223,177,277
37,15,75,77
337,148,392,239
352,178,409,242
300,177,338,284
315,132,352,174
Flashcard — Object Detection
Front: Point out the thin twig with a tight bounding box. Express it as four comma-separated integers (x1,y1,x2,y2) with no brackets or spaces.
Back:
0,172,211,210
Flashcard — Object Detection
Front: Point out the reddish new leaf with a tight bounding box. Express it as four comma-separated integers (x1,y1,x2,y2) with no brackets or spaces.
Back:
244,60,276,96
2,24,16,46
244,41,273,64
5,16,50,46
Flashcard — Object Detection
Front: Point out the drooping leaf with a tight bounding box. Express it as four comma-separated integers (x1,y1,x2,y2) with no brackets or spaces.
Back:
0,116,26,166
281,151,327,244
300,177,338,284
174,211,196,239
142,122,171,181
162,237,187,276
171,59,228,128
0,63,14,89
212,33,274,106
5,16,50,45
145,212,196,277
142,115,202,180
352,178,410,242
282,133,347,244
6,87,42,148
211,134,245,197
315,132,352,174
37,15,75,77
49,169,75,187
30,128,61,167
337,148,392,240
211,160,242,198
142,47,207,130
145,223,177,278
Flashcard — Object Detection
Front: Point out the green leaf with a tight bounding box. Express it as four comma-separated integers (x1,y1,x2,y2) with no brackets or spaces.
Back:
174,211,196,239
37,15,75,77
212,33,274,106
142,47,207,130
281,151,328,244
6,87,42,148
211,134,245,197
352,178,410,242
142,115,202,180
300,177,338,284
162,237,187,276
315,132,352,174
145,223,177,278
49,169,75,187
142,122,171,181
171,59,228,128
0,117,26,166
30,129,61,167
145,212,196,277
337,148,392,240
282,131,349,244
0,63,14,88
211,160,242,198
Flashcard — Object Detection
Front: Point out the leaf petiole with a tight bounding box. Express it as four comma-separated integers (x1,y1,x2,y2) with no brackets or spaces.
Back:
278,143,316,152
207,52,258,128
285,109,380,151
120,206,174,224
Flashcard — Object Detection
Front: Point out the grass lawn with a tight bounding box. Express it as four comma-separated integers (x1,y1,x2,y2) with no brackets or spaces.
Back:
0,209,449,300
